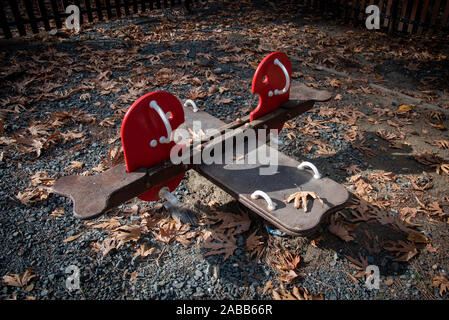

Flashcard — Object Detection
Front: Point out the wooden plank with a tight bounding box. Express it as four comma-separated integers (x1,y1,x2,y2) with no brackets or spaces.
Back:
430,0,442,31
7,0,26,36
344,0,352,21
24,0,39,34
105,0,113,18
389,0,399,34
0,4,12,38
407,0,419,33
132,0,139,13
417,0,431,34
359,0,366,22
383,0,393,27
378,0,385,26
398,0,408,31
37,0,51,31
123,0,130,15
95,0,104,21
442,0,449,26
85,0,94,22
49,0,63,29
115,0,121,17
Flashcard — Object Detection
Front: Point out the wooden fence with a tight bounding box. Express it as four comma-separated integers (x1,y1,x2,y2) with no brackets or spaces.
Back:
0,0,192,39
298,0,449,35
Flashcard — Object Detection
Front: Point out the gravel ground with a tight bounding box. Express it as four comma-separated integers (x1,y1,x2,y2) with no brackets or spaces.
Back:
1,1,448,300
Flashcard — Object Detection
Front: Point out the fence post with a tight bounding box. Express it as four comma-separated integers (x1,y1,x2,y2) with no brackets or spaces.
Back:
0,5,12,38
388,0,399,35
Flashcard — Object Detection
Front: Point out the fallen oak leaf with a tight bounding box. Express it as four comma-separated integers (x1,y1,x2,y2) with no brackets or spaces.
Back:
384,240,418,262
133,243,156,258
329,215,356,242
112,225,141,246
279,270,299,284
2,269,36,287
63,232,84,243
432,275,449,296
286,189,324,212
245,230,265,258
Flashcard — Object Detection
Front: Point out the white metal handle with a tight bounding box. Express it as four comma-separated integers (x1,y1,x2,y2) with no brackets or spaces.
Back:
184,99,198,112
159,187,178,205
250,190,276,211
297,161,321,179
268,58,290,97
149,100,172,147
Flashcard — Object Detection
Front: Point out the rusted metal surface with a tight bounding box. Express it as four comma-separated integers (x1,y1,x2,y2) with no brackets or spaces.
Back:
51,83,344,234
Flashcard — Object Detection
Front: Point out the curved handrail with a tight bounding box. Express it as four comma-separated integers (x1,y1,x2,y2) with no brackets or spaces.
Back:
149,100,172,146
297,161,321,179
250,190,276,211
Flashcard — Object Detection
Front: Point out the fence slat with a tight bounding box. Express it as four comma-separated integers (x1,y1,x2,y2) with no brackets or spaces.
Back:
24,0,39,33
430,0,442,32
407,0,419,33
95,0,104,21
85,0,94,22
359,0,366,22
115,0,122,17
442,0,449,26
397,0,408,31
383,0,393,27
37,0,51,31
0,5,12,38
49,0,63,29
123,0,130,15
417,0,431,34
378,0,385,26
132,0,139,13
105,0,113,18
7,0,27,36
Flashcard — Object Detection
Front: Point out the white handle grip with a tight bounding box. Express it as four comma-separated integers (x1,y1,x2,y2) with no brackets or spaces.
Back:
268,58,290,97
250,190,276,211
297,161,321,179
149,100,172,147
184,99,198,112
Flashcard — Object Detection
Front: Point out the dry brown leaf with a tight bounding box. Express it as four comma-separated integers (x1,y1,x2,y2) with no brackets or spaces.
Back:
432,275,449,296
245,230,264,258
50,207,65,217
134,243,156,258
2,269,36,287
329,216,355,242
279,270,299,284
63,232,84,243
286,190,324,213
113,225,141,245
90,237,118,257
384,240,418,262
263,280,273,295
86,218,121,230
202,229,237,261
67,161,83,171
